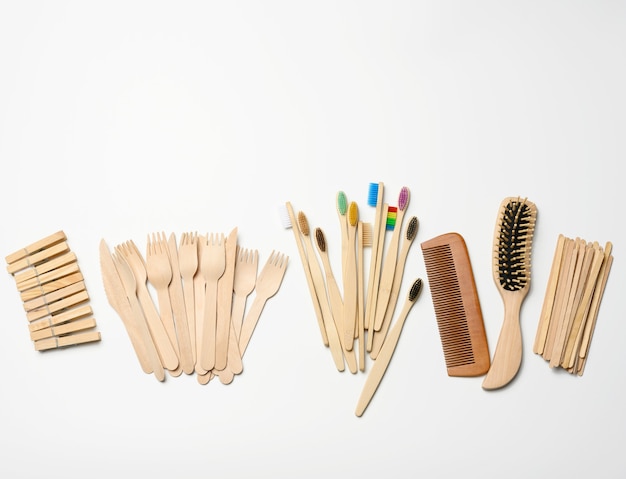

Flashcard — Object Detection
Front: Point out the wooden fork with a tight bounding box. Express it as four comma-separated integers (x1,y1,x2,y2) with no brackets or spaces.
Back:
199,233,226,373
231,246,258,341
116,241,178,372
146,232,179,360
238,250,288,358
111,249,165,381
178,232,199,364
166,233,195,374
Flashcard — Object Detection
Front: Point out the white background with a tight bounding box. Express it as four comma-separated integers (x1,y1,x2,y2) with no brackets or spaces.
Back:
1,2,624,478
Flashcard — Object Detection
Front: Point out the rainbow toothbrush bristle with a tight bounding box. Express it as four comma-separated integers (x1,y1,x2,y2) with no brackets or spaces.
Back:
386,207,398,230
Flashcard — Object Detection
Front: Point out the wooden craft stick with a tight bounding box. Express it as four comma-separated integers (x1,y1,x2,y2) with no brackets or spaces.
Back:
533,234,566,355
562,242,604,369
5,230,66,265
550,239,589,367
577,242,613,373
30,317,97,341
542,237,576,360
34,330,101,351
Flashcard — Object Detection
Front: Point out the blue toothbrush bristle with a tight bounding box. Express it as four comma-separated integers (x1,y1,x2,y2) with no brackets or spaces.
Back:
367,183,379,207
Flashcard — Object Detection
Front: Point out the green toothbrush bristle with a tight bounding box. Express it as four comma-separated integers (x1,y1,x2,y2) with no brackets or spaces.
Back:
337,191,347,215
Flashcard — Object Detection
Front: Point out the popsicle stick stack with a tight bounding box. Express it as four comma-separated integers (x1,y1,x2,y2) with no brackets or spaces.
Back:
5,231,101,351
100,230,288,384
533,234,613,375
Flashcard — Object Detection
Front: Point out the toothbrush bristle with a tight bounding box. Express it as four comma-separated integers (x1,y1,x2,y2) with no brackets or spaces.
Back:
297,211,310,236
386,206,398,231
337,191,348,215
367,183,379,207
408,278,423,302
406,216,419,241
348,202,358,226
361,222,373,247
279,204,292,229
398,186,410,211
315,228,326,252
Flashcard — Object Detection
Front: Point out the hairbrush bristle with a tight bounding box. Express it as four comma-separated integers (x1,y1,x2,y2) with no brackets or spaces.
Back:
367,183,379,207
348,202,358,226
494,197,537,292
337,191,347,216
315,228,326,252
398,186,410,211
408,278,423,302
386,207,397,231
297,211,310,236
361,222,373,247
406,216,419,241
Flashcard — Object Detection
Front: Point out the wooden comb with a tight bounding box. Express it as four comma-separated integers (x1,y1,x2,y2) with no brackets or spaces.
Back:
421,232,490,377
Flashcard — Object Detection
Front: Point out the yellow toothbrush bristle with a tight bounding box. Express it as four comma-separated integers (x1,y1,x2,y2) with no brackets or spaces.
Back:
348,202,358,227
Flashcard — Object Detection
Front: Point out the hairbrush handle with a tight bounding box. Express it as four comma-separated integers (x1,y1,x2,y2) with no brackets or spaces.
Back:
482,290,525,390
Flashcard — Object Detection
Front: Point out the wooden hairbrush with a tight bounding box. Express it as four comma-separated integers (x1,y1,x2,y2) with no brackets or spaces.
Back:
482,197,537,390
421,232,490,377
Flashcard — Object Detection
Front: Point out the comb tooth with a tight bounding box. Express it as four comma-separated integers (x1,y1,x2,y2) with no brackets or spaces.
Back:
421,233,490,377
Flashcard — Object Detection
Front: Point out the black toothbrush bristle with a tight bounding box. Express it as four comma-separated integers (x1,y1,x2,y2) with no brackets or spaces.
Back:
408,278,422,302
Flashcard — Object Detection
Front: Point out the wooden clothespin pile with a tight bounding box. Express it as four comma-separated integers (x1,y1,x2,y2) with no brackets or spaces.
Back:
5,231,101,351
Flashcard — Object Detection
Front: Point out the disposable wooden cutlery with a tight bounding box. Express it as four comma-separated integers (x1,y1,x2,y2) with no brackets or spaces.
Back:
231,247,258,341
116,253,166,380
102,242,165,381
178,232,199,363
116,241,178,372
215,228,237,372
146,233,179,364
238,250,289,358
199,233,226,373
166,233,195,374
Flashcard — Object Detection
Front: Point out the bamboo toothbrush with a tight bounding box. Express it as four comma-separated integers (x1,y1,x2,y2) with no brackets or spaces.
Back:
297,211,345,372
336,191,349,279
357,221,372,371
315,227,357,373
366,204,391,352
374,186,410,332
342,202,359,352
364,182,384,334
355,278,423,417
281,202,328,346
482,197,537,390
371,216,419,359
